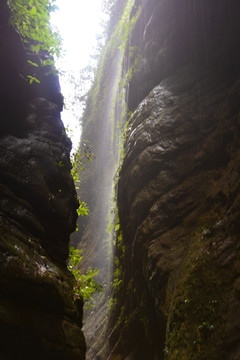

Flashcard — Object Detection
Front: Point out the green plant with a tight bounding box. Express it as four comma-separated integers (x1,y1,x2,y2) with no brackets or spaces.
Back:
71,144,94,230
107,296,117,312
68,246,103,309
70,140,95,187
8,0,61,57
113,256,123,290
56,160,64,168
65,124,95,230
27,75,41,84
8,0,61,82
77,201,89,217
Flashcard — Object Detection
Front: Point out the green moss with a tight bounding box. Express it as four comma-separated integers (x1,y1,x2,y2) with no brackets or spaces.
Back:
78,1,140,264
165,214,231,359
81,0,140,149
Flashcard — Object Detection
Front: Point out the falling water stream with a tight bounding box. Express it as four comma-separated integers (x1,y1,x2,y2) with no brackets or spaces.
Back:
50,0,141,356
51,0,134,356
69,1,138,355
75,47,129,356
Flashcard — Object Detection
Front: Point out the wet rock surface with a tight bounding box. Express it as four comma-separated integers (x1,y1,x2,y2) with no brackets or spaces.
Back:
0,2,85,359
114,68,240,359
105,0,240,358
128,0,240,111
65,0,240,358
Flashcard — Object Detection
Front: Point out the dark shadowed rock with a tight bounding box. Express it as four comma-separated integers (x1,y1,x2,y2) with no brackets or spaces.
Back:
62,0,240,358
102,0,240,359
113,67,240,359
0,1,85,359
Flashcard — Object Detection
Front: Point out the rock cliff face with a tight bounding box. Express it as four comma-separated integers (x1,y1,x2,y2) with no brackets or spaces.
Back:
78,0,240,359
0,2,85,359
115,71,240,359
109,1,240,359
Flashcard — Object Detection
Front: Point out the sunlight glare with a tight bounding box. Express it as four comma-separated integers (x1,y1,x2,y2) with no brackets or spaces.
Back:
51,0,105,150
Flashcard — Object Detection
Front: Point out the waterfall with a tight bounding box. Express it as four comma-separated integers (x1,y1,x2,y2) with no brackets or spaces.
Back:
70,0,140,356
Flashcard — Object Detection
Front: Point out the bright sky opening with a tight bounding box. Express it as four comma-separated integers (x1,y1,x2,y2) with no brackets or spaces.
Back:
51,0,106,150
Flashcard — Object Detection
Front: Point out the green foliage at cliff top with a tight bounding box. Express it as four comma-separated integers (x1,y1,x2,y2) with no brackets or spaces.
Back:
8,0,61,60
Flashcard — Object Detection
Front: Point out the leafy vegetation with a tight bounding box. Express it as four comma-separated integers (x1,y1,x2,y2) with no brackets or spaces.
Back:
64,126,95,227
68,246,103,309
69,138,96,228
8,0,61,57
8,0,61,82
65,132,102,307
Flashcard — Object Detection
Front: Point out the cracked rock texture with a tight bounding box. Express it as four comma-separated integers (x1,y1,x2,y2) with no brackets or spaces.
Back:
0,2,85,359
61,0,240,359
104,0,240,359
115,69,240,360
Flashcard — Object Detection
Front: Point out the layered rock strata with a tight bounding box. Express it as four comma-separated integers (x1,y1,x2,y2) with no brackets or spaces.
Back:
115,68,240,359
72,0,240,358
102,0,240,359
0,2,85,359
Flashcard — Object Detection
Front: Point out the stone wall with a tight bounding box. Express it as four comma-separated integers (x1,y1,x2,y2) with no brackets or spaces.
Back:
0,2,85,359
59,0,240,358
106,0,240,359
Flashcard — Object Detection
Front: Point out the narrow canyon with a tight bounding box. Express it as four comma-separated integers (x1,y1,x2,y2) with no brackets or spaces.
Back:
1,0,240,359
